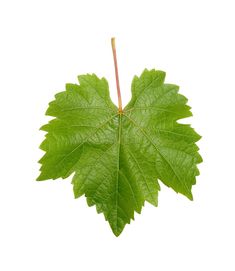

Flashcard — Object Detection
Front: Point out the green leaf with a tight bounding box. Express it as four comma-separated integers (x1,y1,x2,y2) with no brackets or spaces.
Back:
37,69,202,236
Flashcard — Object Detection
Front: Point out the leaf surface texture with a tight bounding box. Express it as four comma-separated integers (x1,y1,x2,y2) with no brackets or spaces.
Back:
38,69,202,236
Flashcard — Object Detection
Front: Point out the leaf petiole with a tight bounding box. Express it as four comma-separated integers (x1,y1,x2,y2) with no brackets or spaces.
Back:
111,37,123,113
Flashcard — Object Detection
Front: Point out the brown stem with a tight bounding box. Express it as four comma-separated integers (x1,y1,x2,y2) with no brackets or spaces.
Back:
111,37,123,113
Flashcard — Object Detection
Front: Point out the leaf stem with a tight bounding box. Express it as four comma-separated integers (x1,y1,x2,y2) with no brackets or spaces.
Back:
111,37,123,113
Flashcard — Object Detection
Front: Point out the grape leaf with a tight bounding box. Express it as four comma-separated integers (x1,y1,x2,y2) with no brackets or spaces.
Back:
37,69,202,236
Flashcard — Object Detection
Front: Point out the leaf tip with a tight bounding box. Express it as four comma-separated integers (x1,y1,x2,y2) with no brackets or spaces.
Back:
112,228,123,237
36,174,45,181
187,192,194,201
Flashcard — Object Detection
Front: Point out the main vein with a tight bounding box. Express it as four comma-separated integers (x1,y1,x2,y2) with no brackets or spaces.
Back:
115,113,122,231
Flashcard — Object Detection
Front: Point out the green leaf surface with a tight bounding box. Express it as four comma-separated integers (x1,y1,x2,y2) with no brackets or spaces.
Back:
37,69,202,236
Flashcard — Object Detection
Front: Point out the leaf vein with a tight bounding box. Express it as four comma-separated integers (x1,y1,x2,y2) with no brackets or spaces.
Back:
124,114,191,194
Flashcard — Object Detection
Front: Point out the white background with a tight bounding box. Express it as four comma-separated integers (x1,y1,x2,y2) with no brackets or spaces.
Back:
0,0,234,270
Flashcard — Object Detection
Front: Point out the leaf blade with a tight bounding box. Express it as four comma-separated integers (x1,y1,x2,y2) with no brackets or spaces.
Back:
37,69,202,236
